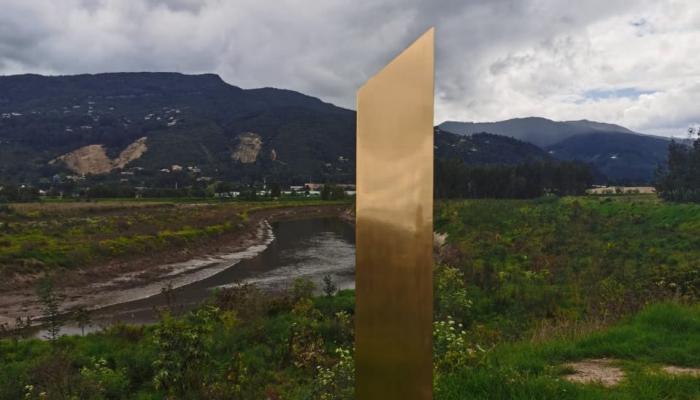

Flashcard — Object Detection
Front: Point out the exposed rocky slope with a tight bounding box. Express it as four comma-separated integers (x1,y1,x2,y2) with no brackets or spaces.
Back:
52,137,148,175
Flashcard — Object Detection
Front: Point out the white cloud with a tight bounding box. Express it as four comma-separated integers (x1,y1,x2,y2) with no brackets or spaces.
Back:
0,0,698,135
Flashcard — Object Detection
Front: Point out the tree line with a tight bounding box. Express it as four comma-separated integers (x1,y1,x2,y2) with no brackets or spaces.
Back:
435,159,594,199
655,128,700,202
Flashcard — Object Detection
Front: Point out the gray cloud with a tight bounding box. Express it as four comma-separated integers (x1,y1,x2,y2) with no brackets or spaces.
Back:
0,0,698,135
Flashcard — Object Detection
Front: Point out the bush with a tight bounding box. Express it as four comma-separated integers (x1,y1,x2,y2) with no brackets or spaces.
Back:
152,307,220,397
79,358,130,399
435,265,472,323
313,347,354,400
292,277,316,302
0,203,12,214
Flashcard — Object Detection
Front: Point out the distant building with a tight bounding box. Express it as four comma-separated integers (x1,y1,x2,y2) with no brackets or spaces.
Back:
214,191,240,198
587,186,656,195
305,183,323,191
303,183,355,192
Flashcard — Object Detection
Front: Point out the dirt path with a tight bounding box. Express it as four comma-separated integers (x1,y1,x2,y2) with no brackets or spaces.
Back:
0,204,349,329
562,359,700,387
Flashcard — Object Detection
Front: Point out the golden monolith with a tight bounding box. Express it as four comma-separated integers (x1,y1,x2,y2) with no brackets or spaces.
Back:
355,28,435,399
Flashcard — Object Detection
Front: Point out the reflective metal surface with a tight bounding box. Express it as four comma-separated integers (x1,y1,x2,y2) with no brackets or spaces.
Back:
355,28,434,400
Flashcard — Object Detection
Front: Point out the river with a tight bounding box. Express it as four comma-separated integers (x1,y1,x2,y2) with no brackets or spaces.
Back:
44,217,355,336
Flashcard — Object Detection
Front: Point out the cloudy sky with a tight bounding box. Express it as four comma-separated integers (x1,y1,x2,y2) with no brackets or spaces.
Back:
1,0,698,136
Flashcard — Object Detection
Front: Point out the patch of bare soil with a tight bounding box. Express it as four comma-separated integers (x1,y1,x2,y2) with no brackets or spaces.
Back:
113,137,148,169
661,366,700,377
563,358,625,387
231,132,263,163
53,144,114,174
51,137,148,175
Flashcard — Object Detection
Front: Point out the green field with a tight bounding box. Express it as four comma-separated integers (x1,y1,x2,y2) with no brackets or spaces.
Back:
434,195,699,337
1,195,699,399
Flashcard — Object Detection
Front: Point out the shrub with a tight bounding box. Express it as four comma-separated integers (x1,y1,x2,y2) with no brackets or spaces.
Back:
152,307,220,396
313,347,354,400
78,358,130,399
289,299,326,369
435,265,472,323
292,277,316,302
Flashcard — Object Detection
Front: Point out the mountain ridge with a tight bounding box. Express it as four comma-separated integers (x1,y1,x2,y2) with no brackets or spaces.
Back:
0,72,356,184
439,117,671,183
0,72,670,185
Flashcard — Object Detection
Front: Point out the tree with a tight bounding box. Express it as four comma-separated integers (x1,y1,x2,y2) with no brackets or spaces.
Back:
321,185,346,201
269,182,282,198
36,276,63,342
323,275,337,297
321,185,332,200
656,127,700,202
292,277,316,301
434,159,593,199
73,306,92,336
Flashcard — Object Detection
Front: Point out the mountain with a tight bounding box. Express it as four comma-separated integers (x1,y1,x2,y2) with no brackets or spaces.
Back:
0,73,585,187
439,117,672,183
546,132,669,183
439,117,639,147
0,72,355,184
0,73,669,186
562,120,635,135
434,129,552,165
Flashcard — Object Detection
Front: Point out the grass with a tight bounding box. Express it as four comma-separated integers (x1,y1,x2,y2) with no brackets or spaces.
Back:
432,195,700,398
435,195,700,338
1,295,697,399
437,303,700,399
1,194,699,399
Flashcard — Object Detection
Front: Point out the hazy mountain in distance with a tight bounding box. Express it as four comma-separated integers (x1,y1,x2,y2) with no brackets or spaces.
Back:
439,117,672,183
547,131,670,183
439,117,639,147
562,119,636,135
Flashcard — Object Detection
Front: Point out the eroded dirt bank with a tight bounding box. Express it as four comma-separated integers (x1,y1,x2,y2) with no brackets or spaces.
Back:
0,204,349,329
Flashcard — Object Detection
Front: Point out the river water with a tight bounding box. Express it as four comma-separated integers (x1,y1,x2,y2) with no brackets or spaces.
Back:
50,217,355,336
